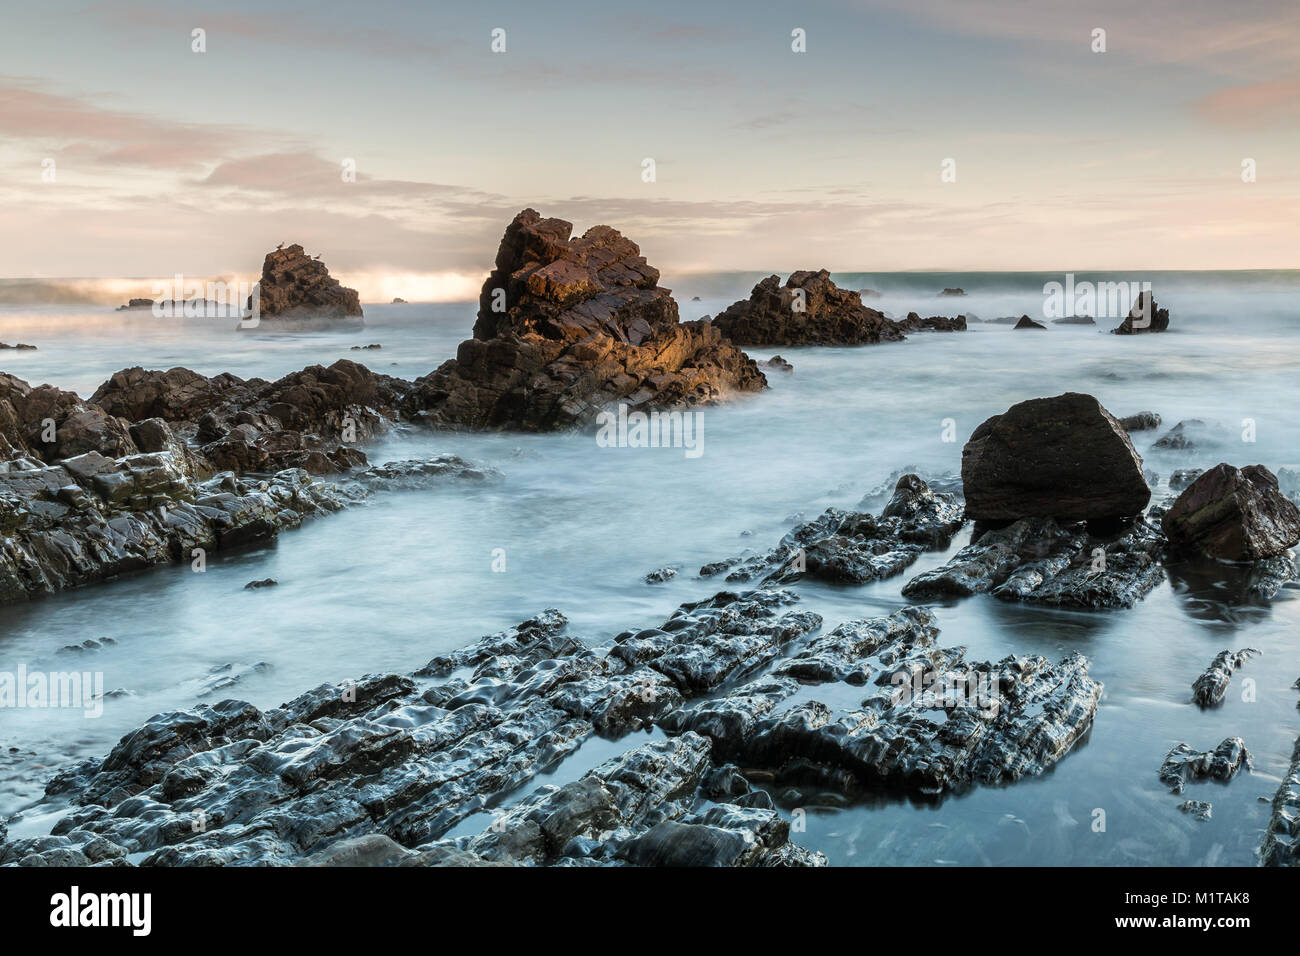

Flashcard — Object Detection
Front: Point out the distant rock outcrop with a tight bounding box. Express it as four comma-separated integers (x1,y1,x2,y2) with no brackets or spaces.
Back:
1111,291,1170,334
710,270,906,347
1013,315,1046,330
245,244,364,330
897,312,967,332
962,392,1151,522
409,208,766,430
939,287,966,296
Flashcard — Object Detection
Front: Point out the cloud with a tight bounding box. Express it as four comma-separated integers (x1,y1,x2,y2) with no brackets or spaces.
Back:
1194,78,1300,127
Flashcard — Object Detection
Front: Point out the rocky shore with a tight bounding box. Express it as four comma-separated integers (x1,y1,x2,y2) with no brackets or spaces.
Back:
1,583,1103,866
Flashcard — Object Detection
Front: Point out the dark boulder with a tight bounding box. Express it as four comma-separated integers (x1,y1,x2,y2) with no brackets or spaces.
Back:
1162,463,1300,560
1119,411,1161,432
962,392,1150,522
1013,315,1045,330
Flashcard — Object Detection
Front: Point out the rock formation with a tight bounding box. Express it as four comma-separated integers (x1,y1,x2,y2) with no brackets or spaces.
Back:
961,393,1151,523
1162,463,1300,560
245,244,364,329
1192,648,1258,707
1111,291,1170,334
1013,315,1046,330
409,209,766,430
4,588,1102,866
710,270,906,347
898,312,967,332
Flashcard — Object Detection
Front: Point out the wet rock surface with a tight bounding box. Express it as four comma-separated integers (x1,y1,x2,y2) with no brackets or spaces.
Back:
1261,734,1300,866
1120,411,1162,433
1192,648,1259,707
1163,463,1300,560
700,475,963,587
408,209,765,430
710,270,907,347
902,516,1166,609
5,584,1103,866
247,244,364,329
961,392,1151,522
1158,738,1251,794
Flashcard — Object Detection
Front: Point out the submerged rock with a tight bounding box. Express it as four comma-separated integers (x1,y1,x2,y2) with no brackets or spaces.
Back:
1111,291,1170,334
962,393,1151,522
1178,800,1212,821
1119,411,1162,432
763,355,794,373
409,209,765,430
710,270,906,347
245,244,363,329
1158,738,1251,794
1163,463,1300,560
1192,648,1259,707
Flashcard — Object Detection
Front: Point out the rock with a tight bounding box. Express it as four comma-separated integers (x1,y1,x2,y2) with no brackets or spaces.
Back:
1150,419,1220,452
700,475,963,587
1013,315,1045,330
1162,464,1300,560
1169,468,1203,491
244,578,278,590
409,209,765,430
962,393,1150,522
1192,648,1258,707
1158,738,1250,794
902,516,1165,609
1051,315,1095,325
1119,411,1162,432
1111,291,1170,334
644,567,677,584
1178,800,1212,821
116,298,155,311
350,344,382,350
711,270,906,347
763,355,794,373
1261,734,1300,866
939,288,965,296
391,298,407,304
0,342,37,350
897,312,966,333
245,244,363,329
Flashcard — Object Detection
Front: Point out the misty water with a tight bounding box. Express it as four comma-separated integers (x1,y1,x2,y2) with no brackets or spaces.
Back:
3,271,1299,865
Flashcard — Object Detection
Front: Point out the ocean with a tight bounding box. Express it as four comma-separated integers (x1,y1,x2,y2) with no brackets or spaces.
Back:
2,269,1299,865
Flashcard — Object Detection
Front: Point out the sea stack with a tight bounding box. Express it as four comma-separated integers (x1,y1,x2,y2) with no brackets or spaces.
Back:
409,208,766,430
244,244,364,330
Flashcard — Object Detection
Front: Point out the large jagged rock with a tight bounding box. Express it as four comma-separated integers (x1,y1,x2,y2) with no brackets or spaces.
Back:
1157,738,1250,794
1162,463,1300,560
8,588,1099,866
1111,291,1170,334
409,209,765,430
962,393,1151,522
710,270,907,346
244,244,363,329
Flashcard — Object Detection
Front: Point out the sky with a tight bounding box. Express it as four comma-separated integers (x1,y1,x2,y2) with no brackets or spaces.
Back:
0,0,1297,297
